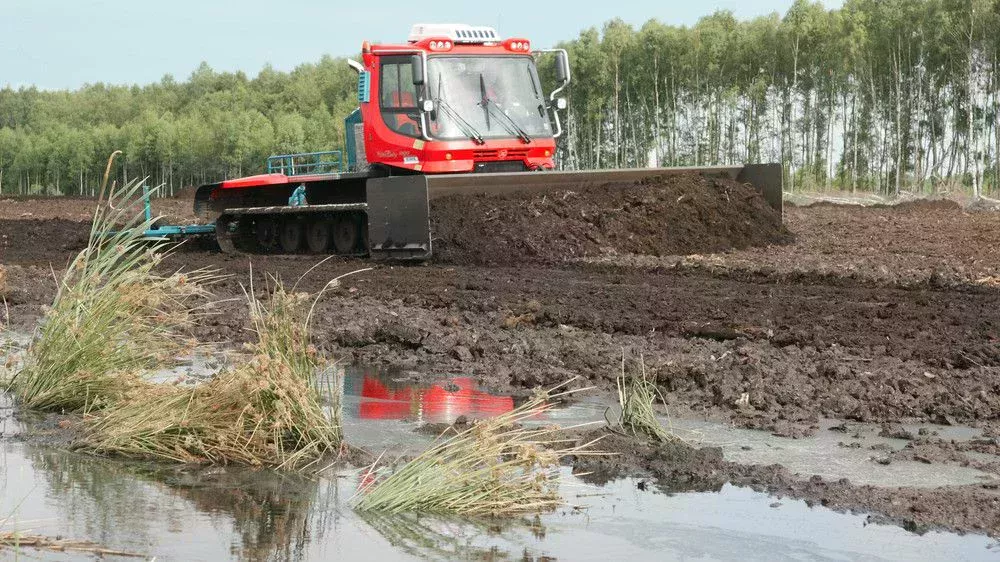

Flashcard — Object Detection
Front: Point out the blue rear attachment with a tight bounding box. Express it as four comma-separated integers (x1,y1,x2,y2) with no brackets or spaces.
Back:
266,151,344,176
358,71,371,103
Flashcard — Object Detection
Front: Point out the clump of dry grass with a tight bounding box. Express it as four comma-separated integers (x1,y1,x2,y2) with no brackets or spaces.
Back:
6,153,342,470
77,282,342,471
615,354,676,442
0,265,7,298
7,174,214,413
353,383,599,516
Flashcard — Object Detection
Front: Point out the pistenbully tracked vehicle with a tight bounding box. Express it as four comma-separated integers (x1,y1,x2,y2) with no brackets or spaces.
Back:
194,23,783,260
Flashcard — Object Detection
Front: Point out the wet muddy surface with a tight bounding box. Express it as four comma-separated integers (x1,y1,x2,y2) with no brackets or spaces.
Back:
4,195,1000,553
0,194,195,224
5,437,999,561
600,198,1000,289
3,369,1000,561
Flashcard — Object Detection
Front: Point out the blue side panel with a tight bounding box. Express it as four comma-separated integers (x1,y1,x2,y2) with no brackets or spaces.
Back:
143,224,217,238
357,71,371,103
344,108,364,171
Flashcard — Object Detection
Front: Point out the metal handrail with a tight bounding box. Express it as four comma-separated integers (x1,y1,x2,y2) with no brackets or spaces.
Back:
266,151,345,176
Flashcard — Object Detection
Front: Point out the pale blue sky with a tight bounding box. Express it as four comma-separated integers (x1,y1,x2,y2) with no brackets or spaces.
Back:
2,0,842,90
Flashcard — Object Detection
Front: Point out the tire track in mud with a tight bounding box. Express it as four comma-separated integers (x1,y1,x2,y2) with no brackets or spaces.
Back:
307,263,1000,370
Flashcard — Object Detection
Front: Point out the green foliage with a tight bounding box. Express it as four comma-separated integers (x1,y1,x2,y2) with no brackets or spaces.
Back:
77,282,343,471
615,356,675,443
551,0,1000,196
0,56,359,196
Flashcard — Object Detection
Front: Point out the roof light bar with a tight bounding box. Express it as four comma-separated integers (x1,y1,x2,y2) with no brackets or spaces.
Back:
425,38,453,52
503,38,531,52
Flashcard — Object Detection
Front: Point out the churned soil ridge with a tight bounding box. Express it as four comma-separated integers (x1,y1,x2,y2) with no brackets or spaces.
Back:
430,173,791,265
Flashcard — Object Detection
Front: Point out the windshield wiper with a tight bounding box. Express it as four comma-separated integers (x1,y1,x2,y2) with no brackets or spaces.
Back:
477,73,531,144
434,97,485,145
482,99,532,144
433,73,484,145
478,74,492,131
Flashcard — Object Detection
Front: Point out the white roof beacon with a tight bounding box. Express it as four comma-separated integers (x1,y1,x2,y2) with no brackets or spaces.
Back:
408,24,501,45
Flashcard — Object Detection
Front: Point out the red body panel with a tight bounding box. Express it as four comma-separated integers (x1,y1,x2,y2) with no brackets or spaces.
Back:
215,173,347,195
220,173,290,189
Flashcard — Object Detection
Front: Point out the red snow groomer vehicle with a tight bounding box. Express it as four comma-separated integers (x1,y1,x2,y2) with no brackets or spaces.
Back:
195,23,783,260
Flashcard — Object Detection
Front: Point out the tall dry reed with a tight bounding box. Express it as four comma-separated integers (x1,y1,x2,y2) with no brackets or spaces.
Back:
615,354,675,442
9,173,213,413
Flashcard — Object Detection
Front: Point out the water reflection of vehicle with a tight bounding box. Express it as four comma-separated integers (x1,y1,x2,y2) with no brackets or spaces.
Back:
350,374,514,422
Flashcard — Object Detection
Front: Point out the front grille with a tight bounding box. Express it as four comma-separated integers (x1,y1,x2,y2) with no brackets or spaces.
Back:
473,149,530,160
474,161,528,173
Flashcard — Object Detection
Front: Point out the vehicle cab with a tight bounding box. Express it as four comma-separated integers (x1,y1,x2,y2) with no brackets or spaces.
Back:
348,23,570,174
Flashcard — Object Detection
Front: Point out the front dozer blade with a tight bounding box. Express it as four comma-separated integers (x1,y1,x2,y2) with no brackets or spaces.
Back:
366,175,432,260
424,163,784,218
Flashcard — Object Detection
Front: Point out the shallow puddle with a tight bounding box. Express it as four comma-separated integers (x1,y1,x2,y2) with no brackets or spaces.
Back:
337,369,1000,489
2,362,1000,559
675,418,996,488
337,368,518,454
0,442,996,561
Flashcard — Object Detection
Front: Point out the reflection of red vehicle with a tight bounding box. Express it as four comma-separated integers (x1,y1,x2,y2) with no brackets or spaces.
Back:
358,376,513,422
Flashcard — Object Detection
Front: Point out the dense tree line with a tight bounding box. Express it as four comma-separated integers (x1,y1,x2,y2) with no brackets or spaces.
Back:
557,0,1000,196
1,0,998,197
0,58,359,196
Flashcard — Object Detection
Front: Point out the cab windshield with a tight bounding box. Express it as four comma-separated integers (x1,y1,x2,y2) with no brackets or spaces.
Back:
426,56,552,142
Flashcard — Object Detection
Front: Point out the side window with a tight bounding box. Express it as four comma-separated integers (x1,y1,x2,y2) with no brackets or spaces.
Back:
381,64,400,106
380,58,420,137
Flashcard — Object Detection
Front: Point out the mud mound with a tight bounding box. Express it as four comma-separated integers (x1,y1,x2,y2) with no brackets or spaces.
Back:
888,199,962,212
796,200,859,209
430,173,791,265
571,429,726,491
172,186,198,199
0,218,90,266
793,197,963,211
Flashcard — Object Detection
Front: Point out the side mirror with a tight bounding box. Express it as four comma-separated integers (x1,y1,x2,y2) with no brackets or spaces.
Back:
411,54,425,86
555,52,569,84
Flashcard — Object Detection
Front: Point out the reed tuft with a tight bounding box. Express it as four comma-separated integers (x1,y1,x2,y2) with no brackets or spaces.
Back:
354,383,599,516
615,354,676,442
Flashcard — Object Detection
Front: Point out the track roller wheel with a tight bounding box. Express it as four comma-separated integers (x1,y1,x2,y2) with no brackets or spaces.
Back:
359,213,370,254
305,216,333,253
279,218,304,253
332,213,360,254
215,214,236,253
254,217,278,252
